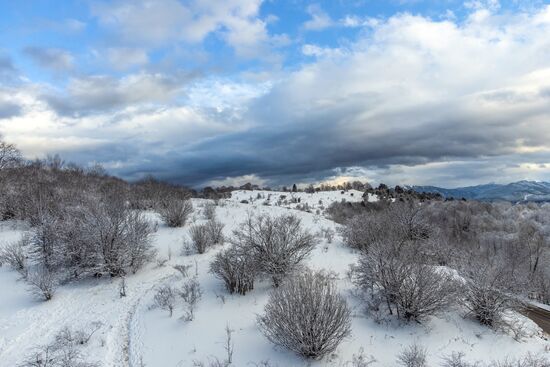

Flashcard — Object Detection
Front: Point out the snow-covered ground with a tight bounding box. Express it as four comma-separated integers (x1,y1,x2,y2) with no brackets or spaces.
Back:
0,192,548,366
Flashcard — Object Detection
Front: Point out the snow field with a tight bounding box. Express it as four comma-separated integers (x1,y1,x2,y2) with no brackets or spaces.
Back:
0,193,548,367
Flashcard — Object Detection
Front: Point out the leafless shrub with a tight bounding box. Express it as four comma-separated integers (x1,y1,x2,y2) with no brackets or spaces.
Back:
341,201,430,252
224,324,234,365
158,199,193,227
210,245,257,295
441,352,479,367
54,323,101,347
461,264,518,327
340,213,383,251
354,240,458,322
119,277,127,297
19,326,100,367
206,219,225,245
190,224,211,254
89,204,156,276
156,257,168,267
439,352,550,367
180,277,202,321
488,354,550,367
35,199,156,278
27,267,57,301
397,343,428,367
232,214,315,287
192,358,228,367
529,269,550,305
173,263,192,278
0,241,27,277
203,202,217,220
153,285,176,317
321,227,335,243
257,270,351,360
340,348,377,367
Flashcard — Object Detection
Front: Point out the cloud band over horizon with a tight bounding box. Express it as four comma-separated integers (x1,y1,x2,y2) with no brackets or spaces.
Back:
1,0,550,188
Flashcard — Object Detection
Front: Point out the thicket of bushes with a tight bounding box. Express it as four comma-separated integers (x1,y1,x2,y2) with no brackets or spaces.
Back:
0,142,194,301
209,213,315,294
342,199,550,326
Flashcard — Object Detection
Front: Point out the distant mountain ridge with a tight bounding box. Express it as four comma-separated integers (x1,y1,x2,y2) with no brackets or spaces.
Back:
412,180,550,202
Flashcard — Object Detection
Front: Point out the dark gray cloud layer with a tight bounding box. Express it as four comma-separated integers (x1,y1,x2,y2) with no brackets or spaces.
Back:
3,7,550,188
0,100,21,119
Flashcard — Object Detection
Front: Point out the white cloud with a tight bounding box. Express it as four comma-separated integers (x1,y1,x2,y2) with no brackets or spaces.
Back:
106,48,149,70
303,4,334,31
6,5,550,186
43,72,190,115
23,47,74,72
302,44,346,58
91,0,273,58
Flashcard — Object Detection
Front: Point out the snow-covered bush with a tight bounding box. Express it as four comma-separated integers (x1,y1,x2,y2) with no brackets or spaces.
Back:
340,213,383,251
153,285,176,317
180,278,202,321
397,343,428,367
232,214,315,287
531,269,550,305
205,219,225,245
22,198,156,278
190,224,211,254
461,265,518,327
0,241,27,277
20,325,100,367
158,199,193,227
26,214,63,270
257,270,351,359
354,240,457,322
82,202,156,276
27,267,57,301
489,354,550,367
203,201,217,220
341,201,431,252
173,263,192,278
210,245,257,295
441,352,477,367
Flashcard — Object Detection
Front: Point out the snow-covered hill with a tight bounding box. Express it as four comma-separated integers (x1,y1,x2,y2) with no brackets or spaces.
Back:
0,193,548,366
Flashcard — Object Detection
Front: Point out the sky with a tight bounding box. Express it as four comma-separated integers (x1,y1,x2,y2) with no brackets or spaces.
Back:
1,0,550,188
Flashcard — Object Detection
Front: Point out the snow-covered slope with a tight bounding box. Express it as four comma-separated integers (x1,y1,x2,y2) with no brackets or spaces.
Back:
229,189,375,211
0,194,548,367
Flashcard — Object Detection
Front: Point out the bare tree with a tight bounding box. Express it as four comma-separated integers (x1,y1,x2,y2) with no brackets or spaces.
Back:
0,136,22,170
232,214,315,287
257,270,351,359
